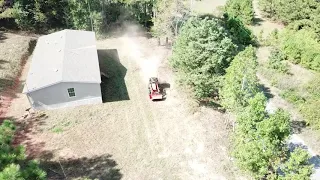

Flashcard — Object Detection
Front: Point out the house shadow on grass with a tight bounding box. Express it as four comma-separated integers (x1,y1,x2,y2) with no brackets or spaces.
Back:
40,153,122,180
98,49,129,103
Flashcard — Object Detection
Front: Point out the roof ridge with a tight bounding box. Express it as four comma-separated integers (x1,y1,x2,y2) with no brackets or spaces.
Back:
61,30,68,84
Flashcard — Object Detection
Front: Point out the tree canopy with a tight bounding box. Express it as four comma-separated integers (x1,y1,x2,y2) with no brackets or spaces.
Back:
170,16,237,99
224,0,254,25
220,46,259,112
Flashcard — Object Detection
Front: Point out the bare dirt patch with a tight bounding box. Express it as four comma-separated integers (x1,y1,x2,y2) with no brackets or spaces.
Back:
5,24,241,179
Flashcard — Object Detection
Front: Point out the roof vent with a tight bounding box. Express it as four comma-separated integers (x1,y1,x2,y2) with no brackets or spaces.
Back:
54,69,59,72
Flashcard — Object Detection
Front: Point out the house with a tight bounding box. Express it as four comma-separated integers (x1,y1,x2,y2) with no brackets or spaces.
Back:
23,30,102,110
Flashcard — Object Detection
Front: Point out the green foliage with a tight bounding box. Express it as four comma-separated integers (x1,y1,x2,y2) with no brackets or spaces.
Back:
280,29,320,71
152,0,189,38
224,16,255,46
259,0,320,38
280,89,305,105
170,16,237,99
232,93,303,179
224,0,254,25
220,46,259,112
0,120,46,179
5,0,153,32
12,0,68,31
268,48,289,74
280,148,314,180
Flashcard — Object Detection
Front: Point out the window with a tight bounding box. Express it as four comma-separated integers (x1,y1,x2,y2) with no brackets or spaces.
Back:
67,88,76,97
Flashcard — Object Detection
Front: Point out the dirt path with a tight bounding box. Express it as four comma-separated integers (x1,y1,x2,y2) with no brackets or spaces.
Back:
5,23,241,179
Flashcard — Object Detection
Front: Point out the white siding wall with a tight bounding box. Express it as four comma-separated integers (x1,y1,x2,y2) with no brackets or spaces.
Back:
27,82,102,110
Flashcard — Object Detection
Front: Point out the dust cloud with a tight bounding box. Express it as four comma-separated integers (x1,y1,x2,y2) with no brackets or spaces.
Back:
120,24,161,83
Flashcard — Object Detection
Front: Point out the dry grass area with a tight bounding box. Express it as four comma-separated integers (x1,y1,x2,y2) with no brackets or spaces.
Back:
5,23,242,179
0,32,35,118
193,0,226,15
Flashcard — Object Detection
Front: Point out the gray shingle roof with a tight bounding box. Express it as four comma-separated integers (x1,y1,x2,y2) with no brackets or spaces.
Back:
23,30,101,93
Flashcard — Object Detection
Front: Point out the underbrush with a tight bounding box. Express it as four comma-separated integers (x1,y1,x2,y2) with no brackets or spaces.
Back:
260,62,320,129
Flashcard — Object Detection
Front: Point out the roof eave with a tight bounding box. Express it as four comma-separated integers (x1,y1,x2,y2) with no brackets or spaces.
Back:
22,80,101,94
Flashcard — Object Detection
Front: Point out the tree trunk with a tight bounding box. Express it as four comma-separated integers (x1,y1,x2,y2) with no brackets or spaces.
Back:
165,37,168,46
144,2,147,27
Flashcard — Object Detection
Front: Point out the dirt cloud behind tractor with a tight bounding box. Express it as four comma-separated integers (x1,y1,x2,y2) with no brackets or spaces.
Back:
121,35,161,83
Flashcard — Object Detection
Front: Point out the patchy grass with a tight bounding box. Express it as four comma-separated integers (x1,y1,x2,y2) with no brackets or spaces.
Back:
51,126,64,133
5,24,241,179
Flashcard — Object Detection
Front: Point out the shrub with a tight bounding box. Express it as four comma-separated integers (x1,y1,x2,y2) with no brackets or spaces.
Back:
224,0,254,25
280,29,320,71
170,16,237,99
280,147,314,180
220,46,259,112
268,48,289,74
0,120,46,179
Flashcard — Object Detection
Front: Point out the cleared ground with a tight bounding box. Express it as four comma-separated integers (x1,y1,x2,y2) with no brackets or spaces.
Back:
5,23,241,179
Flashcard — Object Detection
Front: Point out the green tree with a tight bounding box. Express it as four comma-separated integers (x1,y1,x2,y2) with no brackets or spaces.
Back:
12,0,68,30
233,93,293,178
152,0,189,41
170,16,237,98
220,46,259,112
224,0,254,25
259,0,320,35
224,16,255,46
0,120,46,179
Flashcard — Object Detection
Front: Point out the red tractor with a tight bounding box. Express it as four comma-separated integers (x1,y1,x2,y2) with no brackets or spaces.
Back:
148,77,164,100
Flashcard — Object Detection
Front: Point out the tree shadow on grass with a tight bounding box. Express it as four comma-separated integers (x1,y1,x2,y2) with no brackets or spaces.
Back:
0,31,8,43
252,17,264,26
40,152,122,180
288,142,320,169
291,120,306,134
259,84,274,99
98,49,130,103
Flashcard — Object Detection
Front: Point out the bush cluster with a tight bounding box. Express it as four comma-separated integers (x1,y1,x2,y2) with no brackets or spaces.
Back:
279,29,320,72
259,0,320,33
232,93,313,179
0,120,46,179
268,48,289,74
